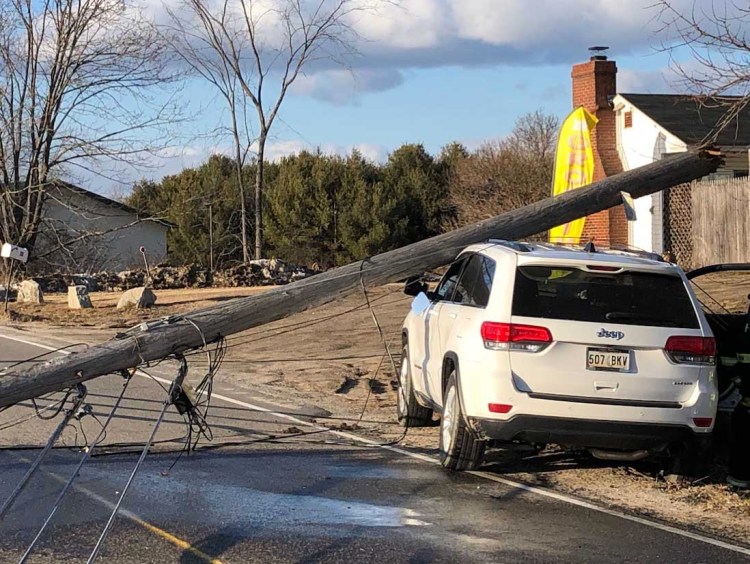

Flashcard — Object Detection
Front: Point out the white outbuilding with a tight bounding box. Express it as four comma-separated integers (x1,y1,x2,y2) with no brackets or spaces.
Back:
34,182,170,272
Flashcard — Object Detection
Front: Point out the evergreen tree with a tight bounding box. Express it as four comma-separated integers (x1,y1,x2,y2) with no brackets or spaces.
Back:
265,151,344,266
127,155,250,267
382,144,449,242
337,151,410,262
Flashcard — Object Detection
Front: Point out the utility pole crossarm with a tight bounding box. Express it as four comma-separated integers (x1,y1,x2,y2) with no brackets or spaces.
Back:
0,150,721,408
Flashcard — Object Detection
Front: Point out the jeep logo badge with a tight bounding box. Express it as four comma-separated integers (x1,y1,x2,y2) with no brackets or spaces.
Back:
597,328,625,341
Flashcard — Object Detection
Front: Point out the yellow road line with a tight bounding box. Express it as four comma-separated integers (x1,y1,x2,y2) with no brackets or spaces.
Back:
134,519,224,564
12,454,225,564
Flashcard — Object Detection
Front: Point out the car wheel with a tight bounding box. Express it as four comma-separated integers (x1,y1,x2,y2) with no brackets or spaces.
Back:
668,445,713,481
397,342,433,427
439,371,486,471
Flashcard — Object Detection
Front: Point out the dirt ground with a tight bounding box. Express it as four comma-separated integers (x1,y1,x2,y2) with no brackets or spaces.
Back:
3,274,750,545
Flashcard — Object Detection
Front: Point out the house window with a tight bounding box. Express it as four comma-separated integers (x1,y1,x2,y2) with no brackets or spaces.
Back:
624,111,633,128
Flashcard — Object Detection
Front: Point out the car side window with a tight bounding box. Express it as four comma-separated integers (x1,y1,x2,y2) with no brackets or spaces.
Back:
454,254,495,307
476,256,495,307
435,257,467,301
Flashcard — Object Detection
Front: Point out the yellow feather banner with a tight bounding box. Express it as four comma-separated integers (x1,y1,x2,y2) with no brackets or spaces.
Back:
549,107,598,244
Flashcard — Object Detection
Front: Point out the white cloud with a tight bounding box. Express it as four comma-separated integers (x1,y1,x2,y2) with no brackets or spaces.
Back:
349,142,388,162
292,68,403,105
146,0,695,104
450,0,653,50
90,139,389,195
261,140,310,161
142,139,388,177
617,55,712,94
350,0,455,49
618,69,675,94
256,140,388,162
303,0,695,102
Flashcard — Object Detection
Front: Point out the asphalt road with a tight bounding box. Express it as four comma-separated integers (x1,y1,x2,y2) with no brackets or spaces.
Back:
0,331,748,563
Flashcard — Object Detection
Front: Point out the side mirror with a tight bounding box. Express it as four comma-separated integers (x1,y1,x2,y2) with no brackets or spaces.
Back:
404,276,428,297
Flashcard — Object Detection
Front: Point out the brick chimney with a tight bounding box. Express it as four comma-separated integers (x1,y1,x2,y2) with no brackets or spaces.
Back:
571,54,627,245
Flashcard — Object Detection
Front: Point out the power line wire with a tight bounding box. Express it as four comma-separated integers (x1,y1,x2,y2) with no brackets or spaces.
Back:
87,358,188,564
19,372,133,563
0,385,87,521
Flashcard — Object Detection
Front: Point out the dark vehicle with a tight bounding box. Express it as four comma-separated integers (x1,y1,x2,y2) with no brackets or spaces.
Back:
687,263,750,410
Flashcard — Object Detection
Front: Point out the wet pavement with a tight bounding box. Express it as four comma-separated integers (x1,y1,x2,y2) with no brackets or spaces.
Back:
1,332,749,563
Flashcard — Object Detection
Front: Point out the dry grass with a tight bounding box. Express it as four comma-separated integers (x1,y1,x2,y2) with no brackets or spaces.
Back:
4,287,268,328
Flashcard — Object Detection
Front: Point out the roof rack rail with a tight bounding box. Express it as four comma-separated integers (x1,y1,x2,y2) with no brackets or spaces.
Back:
487,239,532,252
486,239,665,262
530,242,564,251
607,245,665,262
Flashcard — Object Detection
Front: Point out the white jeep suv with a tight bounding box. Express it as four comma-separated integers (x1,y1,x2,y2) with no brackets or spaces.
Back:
398,241,718,471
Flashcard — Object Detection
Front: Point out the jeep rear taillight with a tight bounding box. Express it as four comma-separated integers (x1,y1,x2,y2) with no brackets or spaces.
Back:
664,336,716,365
693,417,713,428
488,403,513,414
480,322,552,352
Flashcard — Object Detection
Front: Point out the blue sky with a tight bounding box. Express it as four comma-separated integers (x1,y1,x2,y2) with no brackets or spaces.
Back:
273,52,674,156
101,0,694,193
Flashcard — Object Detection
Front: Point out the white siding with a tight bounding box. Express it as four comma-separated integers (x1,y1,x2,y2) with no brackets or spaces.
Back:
614,95,687,252
39,188,168,272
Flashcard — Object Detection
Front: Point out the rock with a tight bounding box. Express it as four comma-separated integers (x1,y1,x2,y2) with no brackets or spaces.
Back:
116,270,146,290
26,260,315,294
116,286,156,309
68,285,93,309
69,275,99,292
18,280,43,304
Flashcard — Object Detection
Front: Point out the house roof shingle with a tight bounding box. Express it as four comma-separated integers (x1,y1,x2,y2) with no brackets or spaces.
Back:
618,93,750,147
51,182,174,228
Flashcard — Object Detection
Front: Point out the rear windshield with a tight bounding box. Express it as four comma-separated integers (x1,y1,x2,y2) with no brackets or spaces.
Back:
512,266,700,329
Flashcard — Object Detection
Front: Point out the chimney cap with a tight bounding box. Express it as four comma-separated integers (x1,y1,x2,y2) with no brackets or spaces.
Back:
588,46,610,60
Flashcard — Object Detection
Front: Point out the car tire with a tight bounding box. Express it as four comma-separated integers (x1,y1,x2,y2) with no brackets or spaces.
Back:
397,343,433,427
439,371,486,471
668,446,713,480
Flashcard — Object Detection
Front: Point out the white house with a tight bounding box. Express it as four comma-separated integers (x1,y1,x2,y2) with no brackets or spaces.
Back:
35,182,170,272
613,93,749,254
569,54,749,255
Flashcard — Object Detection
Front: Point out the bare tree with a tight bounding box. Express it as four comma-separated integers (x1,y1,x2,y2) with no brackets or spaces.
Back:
508,109,560,162
448,111,559,230
166,0,365,260
656,0,750,138
0,0,175,267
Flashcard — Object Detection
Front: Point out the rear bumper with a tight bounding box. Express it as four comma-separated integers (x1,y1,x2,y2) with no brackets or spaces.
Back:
470,415,712,452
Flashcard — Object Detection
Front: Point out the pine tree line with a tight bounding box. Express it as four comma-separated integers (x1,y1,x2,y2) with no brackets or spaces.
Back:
127,112,558,268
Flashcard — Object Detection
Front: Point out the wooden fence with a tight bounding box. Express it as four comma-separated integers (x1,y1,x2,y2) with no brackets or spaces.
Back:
690,177,750,267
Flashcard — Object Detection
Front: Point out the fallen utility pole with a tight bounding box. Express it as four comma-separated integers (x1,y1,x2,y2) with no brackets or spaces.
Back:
0,150,721,408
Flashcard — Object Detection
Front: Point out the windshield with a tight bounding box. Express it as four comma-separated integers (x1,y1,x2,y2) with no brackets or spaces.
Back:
512,266,700,329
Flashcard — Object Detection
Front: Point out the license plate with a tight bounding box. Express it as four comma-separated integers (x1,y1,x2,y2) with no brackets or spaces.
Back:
586,348,630,371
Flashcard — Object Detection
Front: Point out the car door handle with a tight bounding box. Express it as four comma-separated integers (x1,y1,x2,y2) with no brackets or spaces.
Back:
446,313,457,319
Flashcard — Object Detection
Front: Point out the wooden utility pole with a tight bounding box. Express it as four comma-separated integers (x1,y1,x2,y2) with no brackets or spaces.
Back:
0,151,721,408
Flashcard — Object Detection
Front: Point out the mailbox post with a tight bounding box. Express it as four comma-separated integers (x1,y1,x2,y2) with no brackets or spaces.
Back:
1,243,29,312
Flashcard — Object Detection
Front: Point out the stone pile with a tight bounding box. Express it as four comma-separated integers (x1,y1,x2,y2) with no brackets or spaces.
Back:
29,259,316,293
213,259,314,287
28,273,99,293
